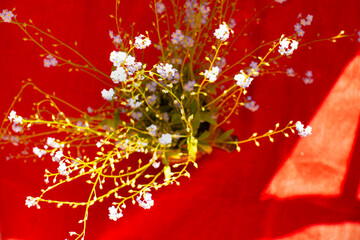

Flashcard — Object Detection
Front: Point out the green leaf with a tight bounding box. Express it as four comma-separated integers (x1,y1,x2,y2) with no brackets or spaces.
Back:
217,129,234,142
171,113,182,124
200,112,217,125
198,143,213,154
192,112,201,134
198,130,210,140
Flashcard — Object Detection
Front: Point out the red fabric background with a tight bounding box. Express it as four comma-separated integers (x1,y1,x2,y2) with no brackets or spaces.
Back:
1,0,360,240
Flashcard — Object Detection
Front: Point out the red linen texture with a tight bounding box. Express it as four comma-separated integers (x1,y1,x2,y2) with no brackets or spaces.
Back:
0,0,360,240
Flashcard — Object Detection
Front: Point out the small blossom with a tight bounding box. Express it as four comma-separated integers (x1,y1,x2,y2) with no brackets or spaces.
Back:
131,111,142,120
295,121,312,137
303,70,313,84
47,137,61,149
184,80,196,92
204,66,220,82
11,123,22,132
229,18,236,29
58,161,71,176
146,81,157,92
159,133,172,145
275,0,287,3
214,22,231,41
109,30,122,44
101,88,115,101
278,38,298,56
294,23,302,32
126,98,143,108
247,61,260,77
25,196,38,208
1,9,14,23
171,30,185,44
43,55,58,68
156,63,177,80
87,106,93,113
8,110,23,124
244,96,259,112
110,66,127,84
146,94,157,105
108,206,123,221
137,192,154,209
156,1,166,14
134,34,151,49
234,70,253,89
96,141,102,148
357,30,360,42
109,51,127,67
33,147,47,158
286,68,296,77
52,150,64,162
147,124,157,137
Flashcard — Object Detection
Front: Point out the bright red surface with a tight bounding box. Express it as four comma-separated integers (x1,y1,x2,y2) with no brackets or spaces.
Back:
0,0,360,240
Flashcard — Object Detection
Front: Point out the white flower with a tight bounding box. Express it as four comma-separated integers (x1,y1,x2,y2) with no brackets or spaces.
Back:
295,121,312,137
126,98,142,108
110,66,127,84
214,22,231,41
87,106,93,113
47,137,61,149
159,133,172,145
8,110,16,122
58,161,71,176
275,0,287,3
33,147,47,158
12,123,22,132
137,192,154,209
101,88,115,101
234,70,253,88
108,206,123,221
156,63,177,80
278,37,298,56
204,66,220,82
25,196,38,208
52,150,64,162
147,124,157,137
152,161,160,168
96,141,102,148
110,51,127,67
8,110,22,124
134,34,151,49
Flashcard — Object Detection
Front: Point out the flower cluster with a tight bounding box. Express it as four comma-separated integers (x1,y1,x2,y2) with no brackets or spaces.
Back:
303,70,313,84
295,121,312,137
159,133,172,145
108,206,123,221
136,192,154,210
294,14,313,37
134,34,151,49
156,1,165,14
43,55,58,68
156,63,177,80
0,9,14,23
101,88,115,101
244,96,259,112
204,66,220,82
278,37,298,56
109,30,122,44
214,23,231,41
286,68,296,77
234,70,253,89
